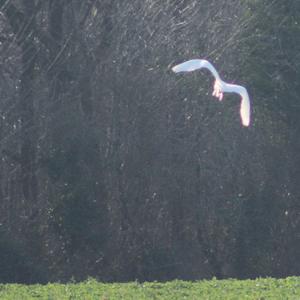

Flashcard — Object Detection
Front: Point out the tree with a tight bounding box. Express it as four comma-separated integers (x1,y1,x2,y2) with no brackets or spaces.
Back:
0,0,299,282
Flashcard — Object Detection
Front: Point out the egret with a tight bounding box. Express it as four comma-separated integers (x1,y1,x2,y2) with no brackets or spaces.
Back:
172,59,250,127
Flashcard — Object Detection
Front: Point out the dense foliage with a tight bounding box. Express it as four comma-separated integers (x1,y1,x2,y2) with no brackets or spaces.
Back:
0,0,299,282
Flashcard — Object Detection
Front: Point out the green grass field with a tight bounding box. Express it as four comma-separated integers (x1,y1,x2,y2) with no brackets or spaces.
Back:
0,277,299,299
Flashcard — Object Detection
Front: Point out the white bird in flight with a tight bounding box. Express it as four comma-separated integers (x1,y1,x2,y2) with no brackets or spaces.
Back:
172,59,250,127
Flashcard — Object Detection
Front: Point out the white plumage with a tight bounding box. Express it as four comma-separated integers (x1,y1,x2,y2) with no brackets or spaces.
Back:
172,59,250,127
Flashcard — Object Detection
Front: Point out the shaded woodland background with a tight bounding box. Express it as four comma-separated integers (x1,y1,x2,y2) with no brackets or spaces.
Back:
0,0,299,283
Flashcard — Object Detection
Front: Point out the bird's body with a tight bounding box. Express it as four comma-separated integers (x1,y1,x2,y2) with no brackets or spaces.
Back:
172,59,250,127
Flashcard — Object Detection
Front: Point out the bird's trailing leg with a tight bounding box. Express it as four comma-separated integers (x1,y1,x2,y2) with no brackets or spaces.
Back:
213,80,223,101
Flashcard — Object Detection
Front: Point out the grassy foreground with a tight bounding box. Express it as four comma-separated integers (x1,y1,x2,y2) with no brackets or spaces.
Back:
0,277,299,299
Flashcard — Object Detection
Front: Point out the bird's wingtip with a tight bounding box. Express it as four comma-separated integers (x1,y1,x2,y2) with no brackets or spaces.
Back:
242,120,250,127
171,65,178,73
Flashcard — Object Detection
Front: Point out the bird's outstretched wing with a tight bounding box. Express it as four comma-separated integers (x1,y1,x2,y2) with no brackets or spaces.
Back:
172,59,205,73
172,59,221,80
222,83,250,127
239,88,250,127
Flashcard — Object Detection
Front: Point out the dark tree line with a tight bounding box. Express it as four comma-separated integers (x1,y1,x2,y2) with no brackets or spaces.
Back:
0,0,299,283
